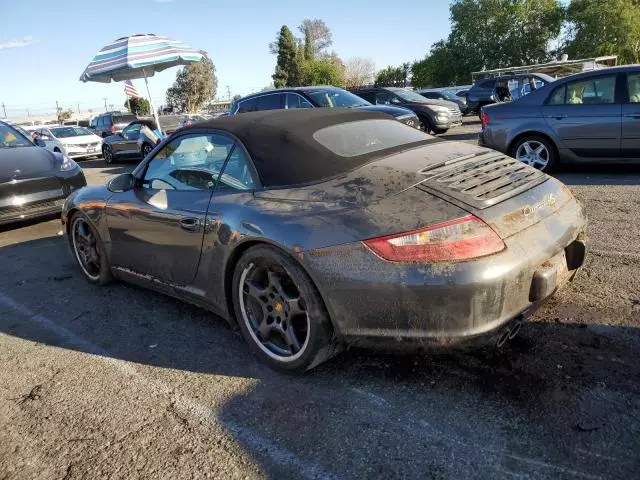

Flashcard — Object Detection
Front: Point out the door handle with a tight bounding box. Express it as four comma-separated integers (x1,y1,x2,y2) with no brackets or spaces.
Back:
179,217,201,232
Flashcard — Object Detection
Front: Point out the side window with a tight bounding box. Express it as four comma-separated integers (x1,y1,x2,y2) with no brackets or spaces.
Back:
566,76,616,105
507,79,520,99
123,124,142,137
236,98,257,114
548,85,566,105
375,91,395,105
255,94,283,111
285,93,313,109
143,133,234,191
479,79,496,89
355,91,375,103
104,116,113,126
627,73,640,103
216,146,255,191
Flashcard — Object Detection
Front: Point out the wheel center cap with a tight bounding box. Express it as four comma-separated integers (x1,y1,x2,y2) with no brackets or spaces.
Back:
274,302,283,314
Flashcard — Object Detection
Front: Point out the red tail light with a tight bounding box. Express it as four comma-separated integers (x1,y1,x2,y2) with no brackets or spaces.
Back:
363,215,504,263
110,125,116,134
481,111,490,126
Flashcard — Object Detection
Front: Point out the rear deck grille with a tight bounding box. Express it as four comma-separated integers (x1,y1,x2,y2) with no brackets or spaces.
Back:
416,152,547,209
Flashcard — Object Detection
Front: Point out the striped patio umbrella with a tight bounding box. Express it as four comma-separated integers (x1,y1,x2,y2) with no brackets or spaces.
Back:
80,34,204,132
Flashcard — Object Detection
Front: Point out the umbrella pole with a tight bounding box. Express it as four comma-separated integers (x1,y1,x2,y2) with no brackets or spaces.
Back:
142,69,163,135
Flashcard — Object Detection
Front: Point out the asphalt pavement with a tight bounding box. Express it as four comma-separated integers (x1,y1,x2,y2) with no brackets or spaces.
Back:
1,124,639,479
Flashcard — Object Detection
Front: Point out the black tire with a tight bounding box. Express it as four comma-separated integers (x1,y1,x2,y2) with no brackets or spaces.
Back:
68,211,113,285
231,245,340,373
420,116,434,134
511,135,558,173
53,147,61,153
432,128,448,135
102,145,115,164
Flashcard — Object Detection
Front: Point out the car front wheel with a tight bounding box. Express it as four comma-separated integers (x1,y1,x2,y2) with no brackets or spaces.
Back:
142,143,153,158
512,135,557,172
232,245,340,373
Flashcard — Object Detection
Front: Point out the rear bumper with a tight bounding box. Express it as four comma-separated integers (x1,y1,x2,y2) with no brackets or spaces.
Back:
303,197,587,349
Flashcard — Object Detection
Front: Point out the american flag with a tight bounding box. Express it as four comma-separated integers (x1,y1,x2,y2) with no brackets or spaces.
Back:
124,80,141,98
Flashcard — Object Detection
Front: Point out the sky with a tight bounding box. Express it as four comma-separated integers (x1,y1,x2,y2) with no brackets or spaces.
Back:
0,0,452,119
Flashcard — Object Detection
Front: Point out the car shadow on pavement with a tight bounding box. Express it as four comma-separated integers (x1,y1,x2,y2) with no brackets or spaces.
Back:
1,235,640,478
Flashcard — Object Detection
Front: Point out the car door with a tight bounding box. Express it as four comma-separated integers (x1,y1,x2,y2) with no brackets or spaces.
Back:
116,123,143,158
105,131,236,284
542,73,621,159
621,70,640,158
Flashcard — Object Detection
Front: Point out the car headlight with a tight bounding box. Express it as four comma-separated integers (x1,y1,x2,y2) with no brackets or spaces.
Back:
60,154,78,171
429,105,450,114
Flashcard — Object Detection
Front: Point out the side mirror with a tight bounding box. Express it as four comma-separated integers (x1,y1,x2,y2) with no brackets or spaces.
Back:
108,173,137,193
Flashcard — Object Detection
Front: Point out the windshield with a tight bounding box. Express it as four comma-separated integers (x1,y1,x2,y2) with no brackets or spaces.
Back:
306,89,371,108
391,89,430,103
442,91,457,100
0,123,33,148
50,127,93,138
114,115,138,125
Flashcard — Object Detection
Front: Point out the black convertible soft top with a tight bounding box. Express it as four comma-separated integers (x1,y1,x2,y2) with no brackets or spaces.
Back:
180,108,432,187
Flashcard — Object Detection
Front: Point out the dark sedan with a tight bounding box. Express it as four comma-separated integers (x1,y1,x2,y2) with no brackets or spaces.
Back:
101,120,160,164
230,86,421,129
0,121,86,225
480,65,640,171
62,109,587,372
418,89,469,115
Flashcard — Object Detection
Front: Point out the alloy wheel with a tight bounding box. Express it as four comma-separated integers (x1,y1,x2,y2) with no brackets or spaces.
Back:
103,146,113,164
239,261,310,361
143,144,152,157
515,140,549,170
71,217,101,281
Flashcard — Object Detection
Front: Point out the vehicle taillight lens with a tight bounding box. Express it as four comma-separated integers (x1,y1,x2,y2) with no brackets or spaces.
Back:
363,215,505,263
481,111,490,126
110,125,116,134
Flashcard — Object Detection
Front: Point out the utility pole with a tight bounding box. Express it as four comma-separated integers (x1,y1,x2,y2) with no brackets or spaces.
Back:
226,85,231,100
77,103,80,114
1,102,6,118
26,108,30,118
103,98,108,112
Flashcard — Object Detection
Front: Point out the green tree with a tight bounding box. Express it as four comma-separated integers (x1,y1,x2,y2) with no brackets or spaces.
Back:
565,0,640,64
271,25,301,87
418,0,564,87
57,108,73,122
166,52,218,112
125,97,150,115
374,65,406,87
300,54,345,86
298,18,332,60
231,94,242,103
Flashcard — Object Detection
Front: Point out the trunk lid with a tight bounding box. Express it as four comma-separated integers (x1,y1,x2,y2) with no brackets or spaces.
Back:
256,140,571,239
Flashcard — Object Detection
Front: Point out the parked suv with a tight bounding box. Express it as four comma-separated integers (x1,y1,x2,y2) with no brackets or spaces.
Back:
479,65,640,172
90,112,138,138
467,73,554,116
351,87,462,134
418,89,469,115
230,87,421,129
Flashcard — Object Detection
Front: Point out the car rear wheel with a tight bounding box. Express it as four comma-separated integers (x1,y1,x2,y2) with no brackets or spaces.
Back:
432,128,448,135
513,136,557,172
102,145,114,164
69,212,113,285
232,245,339,373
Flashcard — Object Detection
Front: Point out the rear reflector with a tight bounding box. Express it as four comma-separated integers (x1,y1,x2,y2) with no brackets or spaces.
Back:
481,111,490,126
363,215,505,263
